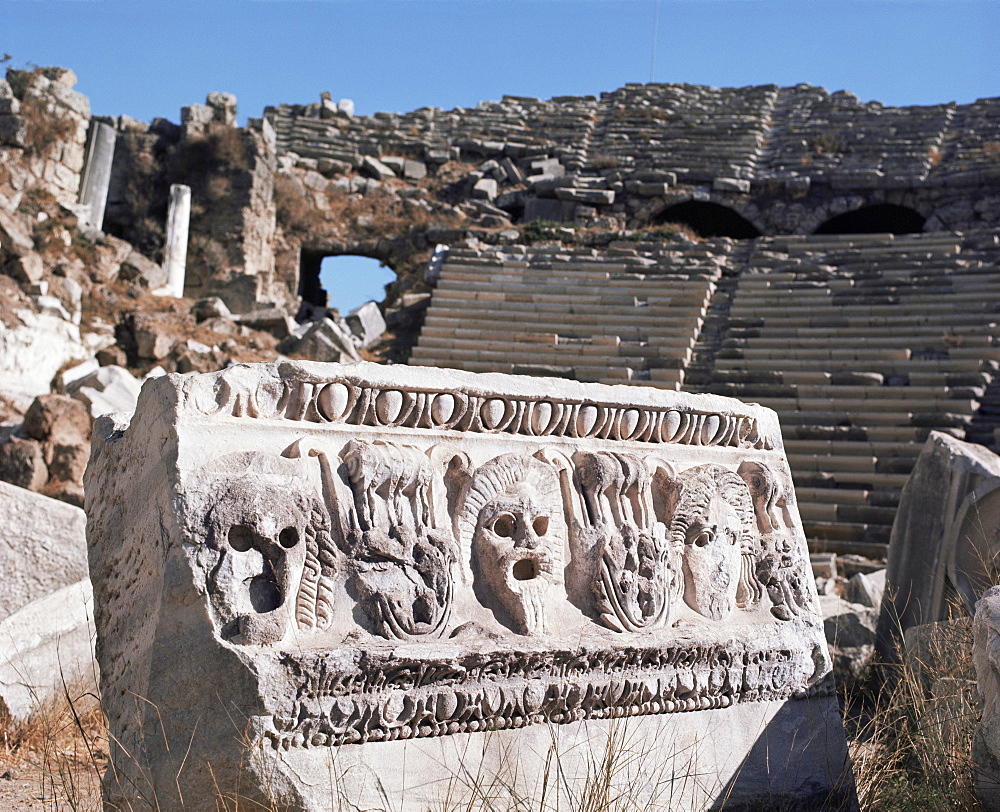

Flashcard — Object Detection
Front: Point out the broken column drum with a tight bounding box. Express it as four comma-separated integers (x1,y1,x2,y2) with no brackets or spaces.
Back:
77,120,115,230
158,183,191,298
85,361,854,811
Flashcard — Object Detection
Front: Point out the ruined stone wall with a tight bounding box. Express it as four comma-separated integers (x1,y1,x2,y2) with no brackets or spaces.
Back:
0,67,91,213
265,82,1000,238
102,96,282,313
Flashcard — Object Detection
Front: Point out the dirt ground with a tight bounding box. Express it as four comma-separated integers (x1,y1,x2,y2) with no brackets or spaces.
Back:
0,758,102,811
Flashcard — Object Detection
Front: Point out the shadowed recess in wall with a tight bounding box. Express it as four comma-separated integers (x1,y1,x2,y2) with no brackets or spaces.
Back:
815,204,925,235
657,201,762,239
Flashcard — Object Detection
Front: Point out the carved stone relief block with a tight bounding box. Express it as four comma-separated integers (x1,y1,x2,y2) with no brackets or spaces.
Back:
85,361,854,811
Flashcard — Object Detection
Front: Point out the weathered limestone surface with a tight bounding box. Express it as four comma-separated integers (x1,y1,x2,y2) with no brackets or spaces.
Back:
86,361,854,811
0,480,88,618
0,307,92,409
77,120,116,230
876,432,1000,663
974,586,1000,811
0,578,96,720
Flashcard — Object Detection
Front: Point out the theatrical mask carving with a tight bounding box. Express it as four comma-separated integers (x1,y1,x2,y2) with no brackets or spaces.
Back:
202,476,333,645
573,451,677,632
665,464,757,621
738,461,809,621
341,439,456,639
458,453,565,635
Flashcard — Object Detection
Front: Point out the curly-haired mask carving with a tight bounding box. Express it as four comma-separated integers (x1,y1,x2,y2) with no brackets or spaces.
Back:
667,465,755,622
459,453,565,635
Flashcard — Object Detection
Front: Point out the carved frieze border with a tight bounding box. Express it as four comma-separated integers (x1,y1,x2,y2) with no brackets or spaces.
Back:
206,371,775,450
266,642,832,749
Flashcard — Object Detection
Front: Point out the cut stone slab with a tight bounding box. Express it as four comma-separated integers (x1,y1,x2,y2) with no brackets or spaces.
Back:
69,364,143,418
289,317,361,363
345,300,386,348
360,155,396,180
554,187,615,205
86,361,855,811
0,480,88,619
876,432,1000,664
0,578,96,721
0,309,92,410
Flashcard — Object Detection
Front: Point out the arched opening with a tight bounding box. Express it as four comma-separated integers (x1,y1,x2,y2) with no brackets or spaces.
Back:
814,204,925,235
298,250,396,315
656,201,761,239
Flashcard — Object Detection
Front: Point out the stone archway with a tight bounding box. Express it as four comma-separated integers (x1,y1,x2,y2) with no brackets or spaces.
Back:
297,248,397,314
814,204,925,235
656,201,762,239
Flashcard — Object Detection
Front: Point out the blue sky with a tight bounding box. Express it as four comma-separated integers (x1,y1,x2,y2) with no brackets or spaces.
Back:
4,0,998,310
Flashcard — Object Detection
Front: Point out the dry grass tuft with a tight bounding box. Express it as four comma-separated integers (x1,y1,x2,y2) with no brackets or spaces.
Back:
848,615,981,811
0,681,107,811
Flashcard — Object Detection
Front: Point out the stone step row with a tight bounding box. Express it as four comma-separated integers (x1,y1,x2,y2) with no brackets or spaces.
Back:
421,311,706,334
411,338,693,364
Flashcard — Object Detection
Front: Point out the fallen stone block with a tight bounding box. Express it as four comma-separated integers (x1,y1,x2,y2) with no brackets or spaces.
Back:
192,296,233,323
845,568,885,609
636,181,672,197
288,317,361,363
713,177,751,194
0,208,35,258
236,307,295,340
69,364,143,418
361,155,396,181
472,177,498,200
820,594,877,687
86,361,855,811
402,159,426,180
23,393,92,448
0,578,96,721
0,480,88,619
345,301,386,348
876,432,1000,664
554,187,615,205
133,318,175,361
0,437,47,492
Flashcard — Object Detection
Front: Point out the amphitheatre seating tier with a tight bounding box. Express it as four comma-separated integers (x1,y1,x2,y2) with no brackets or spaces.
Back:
697,230,1000,555
266,84,1000,183
410,243,726,387
412,229,1000,557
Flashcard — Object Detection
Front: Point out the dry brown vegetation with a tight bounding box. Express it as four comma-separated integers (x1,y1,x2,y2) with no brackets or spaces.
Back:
0,683,105,811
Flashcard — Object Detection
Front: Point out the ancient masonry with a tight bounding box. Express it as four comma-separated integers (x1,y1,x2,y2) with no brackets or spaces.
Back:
261,83,1000,559
6,72,1000,557
86,361,853,811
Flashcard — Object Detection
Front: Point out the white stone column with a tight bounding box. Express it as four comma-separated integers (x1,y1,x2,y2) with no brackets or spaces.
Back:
159,184,191,298
77,121,116,230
